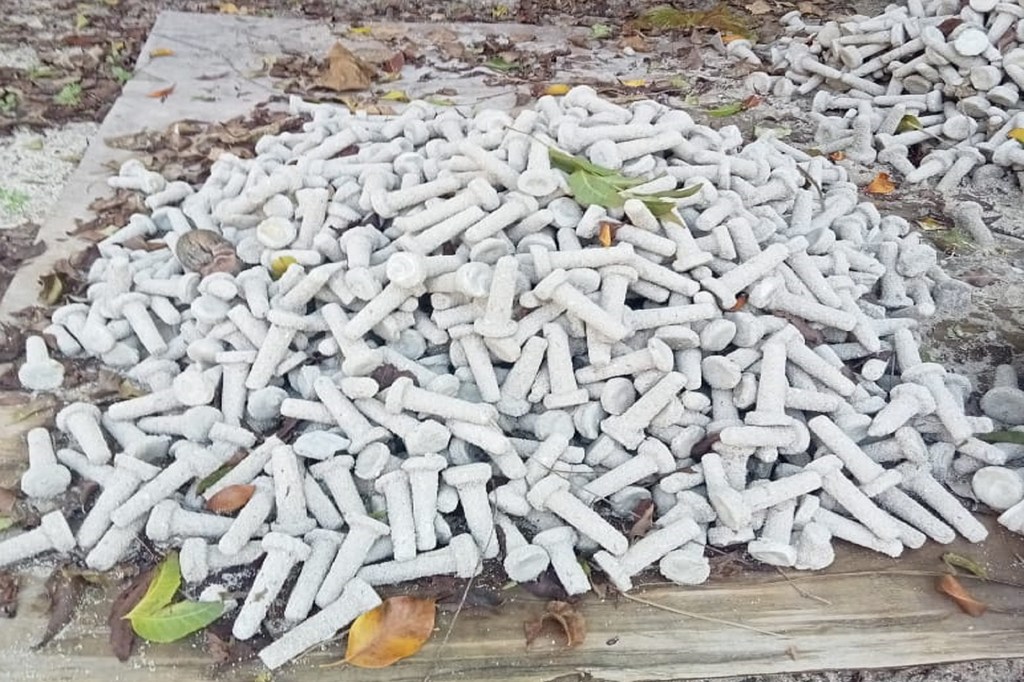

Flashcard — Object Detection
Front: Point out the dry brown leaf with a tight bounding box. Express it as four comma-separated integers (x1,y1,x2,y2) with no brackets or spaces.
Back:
796,1,824,15
205,484,255,514
628,498,655,542
34,567,88,649
936,574,987,617
745,0,773,14
742,94,763,110
619,34,650,52
147,84,176,100
381,51,405,74
318,42,375,93
109,565,156,661
829,151,845,162
865,172,896,195
524,600,586,648
343,596,436,668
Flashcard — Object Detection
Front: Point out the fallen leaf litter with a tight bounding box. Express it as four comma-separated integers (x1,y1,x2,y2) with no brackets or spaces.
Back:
3,0,1024,672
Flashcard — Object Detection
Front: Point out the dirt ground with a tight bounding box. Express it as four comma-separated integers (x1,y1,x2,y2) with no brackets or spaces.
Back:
1,0,1023,680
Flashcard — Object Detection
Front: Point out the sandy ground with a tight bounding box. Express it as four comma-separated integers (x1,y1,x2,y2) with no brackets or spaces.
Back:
1,1,1023,680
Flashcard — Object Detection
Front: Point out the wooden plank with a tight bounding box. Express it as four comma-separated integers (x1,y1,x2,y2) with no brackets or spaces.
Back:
0,524,1023,681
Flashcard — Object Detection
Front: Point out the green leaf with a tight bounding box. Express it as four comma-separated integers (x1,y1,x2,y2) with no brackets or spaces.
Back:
603,174,646,190
125,552,181,620
131,600,225,643
54,82,82,107
483,56,519,72
633,184,703,200
979,430,1024,446
0,517,13,532
0,92,18,115
567,170,625,208
196,465,232,494
942,552,988,579
706,101,744,118
897,114,922,133
548,148,618,177
590,23,613,39
0,187,30,214
641,200,683,224
111,65,132,84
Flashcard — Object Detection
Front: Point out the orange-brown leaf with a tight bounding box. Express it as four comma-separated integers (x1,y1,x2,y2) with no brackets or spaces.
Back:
344,596,436,668
727,291,749,312
936,574,987,617
598,221,617,248
865,172,895,195
829,151,845,162
524,600,586,648
147,85,175,100
741,94,762,111
205,484,255,514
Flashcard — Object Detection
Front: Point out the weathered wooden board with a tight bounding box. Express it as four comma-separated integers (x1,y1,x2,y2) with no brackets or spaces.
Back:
1,396,1023,682
1,10,1024,682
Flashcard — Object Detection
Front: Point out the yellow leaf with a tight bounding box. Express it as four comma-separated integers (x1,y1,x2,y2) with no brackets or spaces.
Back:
149,48,175,58
380,90,409,102
269,256,297,279
545,83,571,96
621,79,646,88
344,596,436,668
491,4,510,18
75,13,89,30
348,26,372,35
897,114,923,133
38,273,64,306
917,216,946,231
119,379,147,398
1008,128,1024,144
219,3,239,13
865,172,895,195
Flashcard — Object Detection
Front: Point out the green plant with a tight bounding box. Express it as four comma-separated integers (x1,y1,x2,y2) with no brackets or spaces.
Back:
54,82,82,106
0,187,30,214
0,91,17,115
111,65,132,85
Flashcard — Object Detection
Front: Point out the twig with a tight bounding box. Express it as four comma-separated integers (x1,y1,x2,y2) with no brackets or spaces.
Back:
774,567,832,606
618,591,787,639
